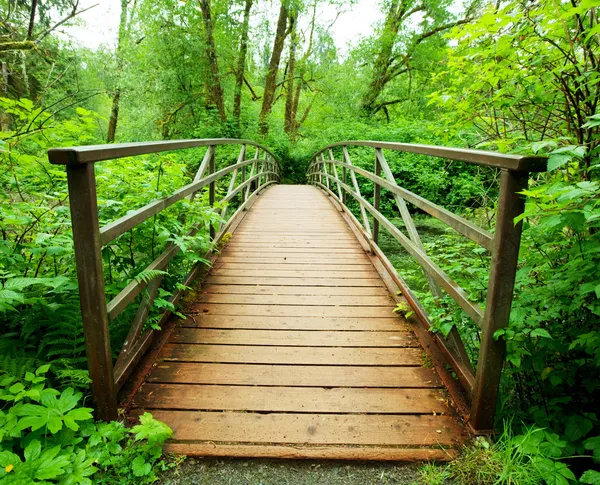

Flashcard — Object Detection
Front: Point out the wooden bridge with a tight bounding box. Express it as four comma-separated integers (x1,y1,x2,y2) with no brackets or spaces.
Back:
48,139,545,460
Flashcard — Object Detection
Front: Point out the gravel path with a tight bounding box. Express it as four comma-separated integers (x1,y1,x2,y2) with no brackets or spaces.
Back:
158,458,427,485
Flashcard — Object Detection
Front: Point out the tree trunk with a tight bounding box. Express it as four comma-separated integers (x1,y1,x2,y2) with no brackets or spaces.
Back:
360,0,405,116
258,0,288,136
27,0,38,40
233,0,253,131
283,15,297,134
286,0,316,136
107,0,129,143
107,89,121,143
199,0,227,123
1,62,9,131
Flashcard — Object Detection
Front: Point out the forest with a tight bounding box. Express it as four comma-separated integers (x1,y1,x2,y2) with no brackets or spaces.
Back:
0,0,599,483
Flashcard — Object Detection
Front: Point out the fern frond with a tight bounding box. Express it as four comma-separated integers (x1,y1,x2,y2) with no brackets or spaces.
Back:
134,269,168,284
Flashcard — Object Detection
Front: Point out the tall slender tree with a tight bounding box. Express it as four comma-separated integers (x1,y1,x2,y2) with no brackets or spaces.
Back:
233,0,254,131
199,0,228,123
258,0,289,136
107,0,130,143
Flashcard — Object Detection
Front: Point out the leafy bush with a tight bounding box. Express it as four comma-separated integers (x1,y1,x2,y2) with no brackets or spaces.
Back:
0,365,173,484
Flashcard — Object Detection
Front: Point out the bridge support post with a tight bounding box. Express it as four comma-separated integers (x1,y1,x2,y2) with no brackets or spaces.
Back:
66,163,118,422
470,169,528,432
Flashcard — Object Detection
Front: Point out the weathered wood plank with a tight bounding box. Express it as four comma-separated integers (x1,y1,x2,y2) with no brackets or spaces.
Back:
178,315,407,331
169,329,417,347
161,344,425,365
190,303,395,317
199,285,388,296
129,410,465,446
133,384,449,414
196,293,393,306
205,276,385,287
209,269,379,278
147,363,441,387
162,444,457,461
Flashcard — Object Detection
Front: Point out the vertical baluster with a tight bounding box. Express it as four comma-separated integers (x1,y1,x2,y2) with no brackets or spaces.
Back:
343,146,372,238
329,149,343,202
373,149,381,245
342,162,347,206
470,169,528,432
245,148,259,200
241,158,246,204
187,145,214,202
66,163,117,421
209,146,216,241
219,144,246,232
321,153,330,190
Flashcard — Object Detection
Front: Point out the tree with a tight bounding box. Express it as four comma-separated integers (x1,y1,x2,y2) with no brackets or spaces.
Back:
233,0,254,131
258,0,290,135
360,0,474,117
431,0,599,168
199,0,228,123
107,0,132,143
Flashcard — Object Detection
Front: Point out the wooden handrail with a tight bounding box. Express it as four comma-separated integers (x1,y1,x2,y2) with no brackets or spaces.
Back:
315,141,546,172
307,141,545,433
49,139,280,421
48,138,278,164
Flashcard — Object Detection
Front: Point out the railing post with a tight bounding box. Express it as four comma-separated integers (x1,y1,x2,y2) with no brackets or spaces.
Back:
66,163,118,422
373,150,381,245
342,164,347,205
209,145,216,241
241,160,246,205
470,169,529,432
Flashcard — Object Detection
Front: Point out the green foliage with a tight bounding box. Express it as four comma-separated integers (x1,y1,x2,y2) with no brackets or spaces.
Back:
0,366,173,484
443,426,580,485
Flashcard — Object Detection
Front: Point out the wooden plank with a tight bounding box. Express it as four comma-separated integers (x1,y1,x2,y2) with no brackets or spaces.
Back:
212,264,371,272
178,315,407,331
216,257,372,265
133,384,449,414
205,276,385,287
217,251,368,260
147,363,441,387
196,293,394,306
129,410,464,446
223,242,362,249
161,344,424,365
169,329,418,347
209,269,379,278
220,248,366,254
163,443,457,461
191,304,395,318
199,285,389,296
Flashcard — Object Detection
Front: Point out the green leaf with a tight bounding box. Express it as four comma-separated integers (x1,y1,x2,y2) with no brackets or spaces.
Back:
565,415,593,441
581,470,600,485
131,456,151,477
531,328,552,339
584,436,600,462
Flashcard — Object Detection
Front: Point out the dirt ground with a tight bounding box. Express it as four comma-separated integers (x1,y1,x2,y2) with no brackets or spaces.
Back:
157,457,431,485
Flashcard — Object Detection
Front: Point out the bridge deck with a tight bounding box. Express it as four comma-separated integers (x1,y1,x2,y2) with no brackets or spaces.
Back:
127,185,467,460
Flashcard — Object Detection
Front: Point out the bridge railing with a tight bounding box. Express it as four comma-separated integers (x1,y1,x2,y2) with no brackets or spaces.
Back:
49,139,280,421
307,141,546,433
